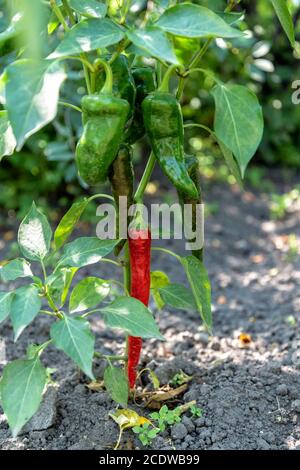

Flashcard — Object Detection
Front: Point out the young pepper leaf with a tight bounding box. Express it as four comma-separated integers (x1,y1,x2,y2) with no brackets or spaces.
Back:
271,0,295,47
69,277,110,313
0,258,33,282
181,256,212,332
54,198,88,250
0,356,47,437
18,202,52,262
57,237,119,268
100,296,165,340
104,365,128,407
126,27,179,65
211,83,264,177
50,315,95,379
10,285,42,341
4,60,66,150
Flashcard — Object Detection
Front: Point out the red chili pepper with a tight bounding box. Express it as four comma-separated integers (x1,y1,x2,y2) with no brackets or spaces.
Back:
127,227,151,389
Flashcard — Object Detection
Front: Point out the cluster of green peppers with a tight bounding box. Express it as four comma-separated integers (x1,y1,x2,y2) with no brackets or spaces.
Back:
75,58,201,253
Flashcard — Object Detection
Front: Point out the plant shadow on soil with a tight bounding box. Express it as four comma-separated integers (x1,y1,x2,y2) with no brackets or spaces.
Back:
0,172,299,450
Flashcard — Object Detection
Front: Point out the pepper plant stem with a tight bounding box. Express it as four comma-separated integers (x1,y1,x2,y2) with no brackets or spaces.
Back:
134,152,156,203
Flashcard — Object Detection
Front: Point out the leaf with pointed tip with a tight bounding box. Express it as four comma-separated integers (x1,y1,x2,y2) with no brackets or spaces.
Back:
54,198,88,250
0,356,47,437
58,237,118,268
104,365,128,407
48,18,124,59
18,202,52,261
156,4,244,39
126,27,179,64
50,315,95,379
10,285,42,340
271,0,295,47
100,297,164,340
181,256,212,332
69,277,110,313
211,83,264,177
0,258,33,282
5,60,66,149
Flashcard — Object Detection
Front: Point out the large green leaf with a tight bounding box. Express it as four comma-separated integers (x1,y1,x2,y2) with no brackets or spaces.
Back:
0,111,16,160
271,0,295,47
54,198,88,249
0,258,33,282
69,277,110,313
18,202,52,261
181,256,212,331
104,365,128,407
50,315,95,379
48,18,124,59
0,356,47,437
58,237,118,268
0,292,14,323
69,0,107,18
10,285,42,340
126,26,179,64
159,283,197,311
5,60,66,149
100,296,164,340
156,4,244,39
211,83,264,177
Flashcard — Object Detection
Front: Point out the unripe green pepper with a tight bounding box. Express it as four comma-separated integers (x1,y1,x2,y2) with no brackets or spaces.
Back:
178,155,203,261
124,67,157,144
109,144,134,255
142,90,199,199
94,55,136,118
75,61,130,185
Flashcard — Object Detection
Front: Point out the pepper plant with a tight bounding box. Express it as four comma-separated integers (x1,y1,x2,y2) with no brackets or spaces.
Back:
0,0,295,438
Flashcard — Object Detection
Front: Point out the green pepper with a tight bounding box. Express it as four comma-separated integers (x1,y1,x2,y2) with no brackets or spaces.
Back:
75,61,130,186
142,90,199,199
125,67,157,144
94,55,136,118
178,155,203,261
109,144,134,255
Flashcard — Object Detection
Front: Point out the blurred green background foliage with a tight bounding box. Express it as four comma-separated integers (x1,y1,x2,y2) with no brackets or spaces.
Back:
0,0,299,220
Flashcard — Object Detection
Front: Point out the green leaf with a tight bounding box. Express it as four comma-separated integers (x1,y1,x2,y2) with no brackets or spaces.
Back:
5,60,66,150
104,365,128,407
126,26,179,65
0,258,33,282
50,315,95,379
271,0,295,47
159,283,197,311
150,271,170,310
47,267,78,307
69,277,110,313
58,237,118,268
100,296,164,340
155,4,244,39
10,285,42,340
0,12,24,45
18,202,52,261
181,256,212,331
0,292,14,323
211,83,264,177
217,138,243,188
0,356,47,437
69,0,107,18
54,198,88,249
48,18,124,59
0,111,16,160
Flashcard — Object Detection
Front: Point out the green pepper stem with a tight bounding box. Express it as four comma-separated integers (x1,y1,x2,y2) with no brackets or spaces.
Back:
94,59,113,94
158,64,177,92
134,151,156,203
